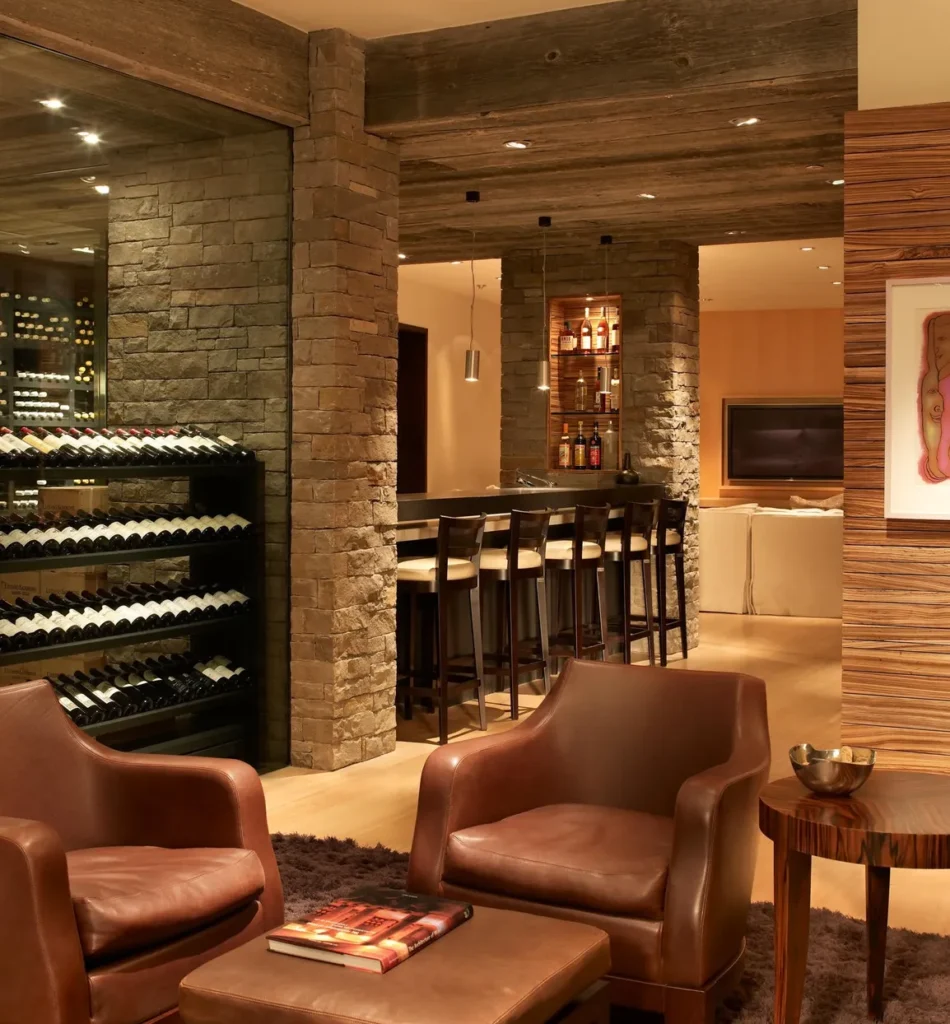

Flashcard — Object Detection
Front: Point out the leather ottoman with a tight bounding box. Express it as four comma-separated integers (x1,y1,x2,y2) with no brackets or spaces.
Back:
179,906,610,1024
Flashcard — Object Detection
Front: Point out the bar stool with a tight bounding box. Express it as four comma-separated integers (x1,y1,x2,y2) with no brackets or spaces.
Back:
545,504,611,662
655,497,689,666
604,501,657,665
396,514,487,745
479,509,552,720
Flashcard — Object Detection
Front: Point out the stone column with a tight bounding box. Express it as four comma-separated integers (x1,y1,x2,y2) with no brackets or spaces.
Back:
290,30,399,770
501,241,699,652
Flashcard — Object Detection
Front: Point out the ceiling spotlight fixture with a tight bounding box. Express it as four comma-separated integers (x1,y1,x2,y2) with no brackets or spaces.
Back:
39,98,64,110
828,178,845,186
800,246,815,252
80,175,96,183
639,192,657,200
19,249,30,256
504,140,530,150
817,265,831,271
77,131,101,145
72,246,95,255
724,229,745,237
730,116,761,127
398,253,407,260
93,184,110,195
451,260,462,265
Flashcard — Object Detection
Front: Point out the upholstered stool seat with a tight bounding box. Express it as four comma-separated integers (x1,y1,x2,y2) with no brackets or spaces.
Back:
397,556,478,584
479,547,544,572
545,539,602,560
604,535,648,555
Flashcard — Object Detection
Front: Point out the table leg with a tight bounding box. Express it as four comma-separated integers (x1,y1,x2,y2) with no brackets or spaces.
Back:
866,866,890,1020
773,837,812,1024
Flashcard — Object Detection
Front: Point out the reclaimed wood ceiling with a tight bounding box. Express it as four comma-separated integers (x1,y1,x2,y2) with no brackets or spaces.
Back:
365,0,858,262
0,35,276,260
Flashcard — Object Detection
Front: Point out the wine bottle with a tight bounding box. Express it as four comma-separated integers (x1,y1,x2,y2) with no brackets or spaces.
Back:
589,421,602,471
595,308,609,351
50,680,90,725
558,422,572,470
70,672,123,721
56,678,105,723
84,669,139,715
579,308,593,351
573,422,588,470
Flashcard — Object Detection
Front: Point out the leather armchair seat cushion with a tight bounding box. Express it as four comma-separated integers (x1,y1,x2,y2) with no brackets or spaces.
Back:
444,804,674,919
67,846,266,962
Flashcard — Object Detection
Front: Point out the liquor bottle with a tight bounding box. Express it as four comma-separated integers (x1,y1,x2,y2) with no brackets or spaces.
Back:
610,319,621,353
579,308,593,351
603,421,618,471
610,374,621,413
559,321,576,353
574,375,588,412
558,422,572,469
595,308,609,351
573,422,587,469
589,422,602,470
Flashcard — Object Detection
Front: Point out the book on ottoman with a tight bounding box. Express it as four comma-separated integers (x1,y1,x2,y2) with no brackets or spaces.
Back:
267,887,473,974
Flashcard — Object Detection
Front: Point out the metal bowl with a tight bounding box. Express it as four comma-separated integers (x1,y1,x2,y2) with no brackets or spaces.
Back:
789,743,876,796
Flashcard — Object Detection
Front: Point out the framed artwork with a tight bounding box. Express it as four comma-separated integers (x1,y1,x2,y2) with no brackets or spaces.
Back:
886,277,950,519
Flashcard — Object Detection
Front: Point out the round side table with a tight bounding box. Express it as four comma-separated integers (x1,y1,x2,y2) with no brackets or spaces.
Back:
759,770,950,1024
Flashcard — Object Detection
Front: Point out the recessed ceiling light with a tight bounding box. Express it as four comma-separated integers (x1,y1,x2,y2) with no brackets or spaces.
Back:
39,98,64,110
497,275,502,281
817,265,831,271
724,230,745,236
93,184,110,195
806,164,825,171
80,175,96,183
828,178,845,186
451,260,462,265
800,246,814,252
702,298,714,303
639,192,657,199
72,246,95,255
730,116,761,127
504,140,530,150
77,131,101,145
832,280,842,286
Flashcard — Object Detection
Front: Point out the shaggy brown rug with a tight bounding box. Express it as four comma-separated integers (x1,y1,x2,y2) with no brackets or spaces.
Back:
272,834,950,1023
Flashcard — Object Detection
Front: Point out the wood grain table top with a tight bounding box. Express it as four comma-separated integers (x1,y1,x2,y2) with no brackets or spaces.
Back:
760,771,950,868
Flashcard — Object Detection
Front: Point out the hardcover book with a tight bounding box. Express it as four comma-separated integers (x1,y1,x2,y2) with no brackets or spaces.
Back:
267,887,474,974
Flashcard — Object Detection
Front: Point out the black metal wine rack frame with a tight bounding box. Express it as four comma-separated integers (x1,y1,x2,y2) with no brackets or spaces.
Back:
0,460,265,764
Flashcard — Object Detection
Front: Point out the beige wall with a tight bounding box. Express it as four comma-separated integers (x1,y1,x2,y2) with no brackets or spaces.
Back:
860,0,950,108
398,264,501,494
700,308,845,500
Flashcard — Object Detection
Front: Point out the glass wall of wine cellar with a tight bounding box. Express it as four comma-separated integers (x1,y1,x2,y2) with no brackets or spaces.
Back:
0,35,292,767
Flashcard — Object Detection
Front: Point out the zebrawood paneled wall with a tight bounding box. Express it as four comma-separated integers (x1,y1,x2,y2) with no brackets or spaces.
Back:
843,100,950,772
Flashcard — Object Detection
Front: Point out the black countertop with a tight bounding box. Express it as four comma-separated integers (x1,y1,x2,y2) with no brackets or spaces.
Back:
397,484,663,522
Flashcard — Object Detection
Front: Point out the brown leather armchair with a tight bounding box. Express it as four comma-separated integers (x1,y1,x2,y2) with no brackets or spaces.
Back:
408,660,770,1024
0,679,283,1024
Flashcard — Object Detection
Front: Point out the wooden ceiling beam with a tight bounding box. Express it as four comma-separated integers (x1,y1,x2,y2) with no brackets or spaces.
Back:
365,0,857,132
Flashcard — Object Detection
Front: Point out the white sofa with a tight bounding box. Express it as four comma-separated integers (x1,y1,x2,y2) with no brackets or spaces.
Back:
699,505,843,619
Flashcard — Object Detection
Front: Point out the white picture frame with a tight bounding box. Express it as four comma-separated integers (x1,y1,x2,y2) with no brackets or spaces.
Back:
886,276,950,519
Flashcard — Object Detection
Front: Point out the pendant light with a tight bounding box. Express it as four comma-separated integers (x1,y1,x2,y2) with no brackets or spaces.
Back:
536,215,552,391
596,235,613,395
464,190,481,382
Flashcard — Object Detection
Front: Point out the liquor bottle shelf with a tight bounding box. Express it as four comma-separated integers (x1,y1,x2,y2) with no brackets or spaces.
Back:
0,536,251,573
83,688,252,738
554,351,620,358
551,410,620,417
0,461,254,482
0,612,250,667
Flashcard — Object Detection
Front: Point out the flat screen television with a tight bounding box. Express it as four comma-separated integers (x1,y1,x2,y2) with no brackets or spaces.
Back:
726,402,844,481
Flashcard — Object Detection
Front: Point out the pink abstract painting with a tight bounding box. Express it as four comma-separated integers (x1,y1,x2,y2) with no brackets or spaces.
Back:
919,311,950,482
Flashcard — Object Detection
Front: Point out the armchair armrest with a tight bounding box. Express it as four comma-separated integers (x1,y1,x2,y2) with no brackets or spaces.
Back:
0,817,89,1024
90,746,284,929
660,749,769,988
408,719,559,895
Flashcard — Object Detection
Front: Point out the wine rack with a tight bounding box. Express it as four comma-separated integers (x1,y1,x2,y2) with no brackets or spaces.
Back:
0,254,105,430
0,459,264,764
547,293,622,473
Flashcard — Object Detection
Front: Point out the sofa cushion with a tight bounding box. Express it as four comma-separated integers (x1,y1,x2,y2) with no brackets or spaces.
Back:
444,804,673,919
67,846,265,962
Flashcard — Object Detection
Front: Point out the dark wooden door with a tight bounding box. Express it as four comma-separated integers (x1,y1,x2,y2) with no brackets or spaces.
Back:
397,324,428,494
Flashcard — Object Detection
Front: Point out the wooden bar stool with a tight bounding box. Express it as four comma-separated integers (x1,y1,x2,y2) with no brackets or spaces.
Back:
655,497,689,666
396,514,487,745
545,504,611,662
479,509,552,720
604,501,657,665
